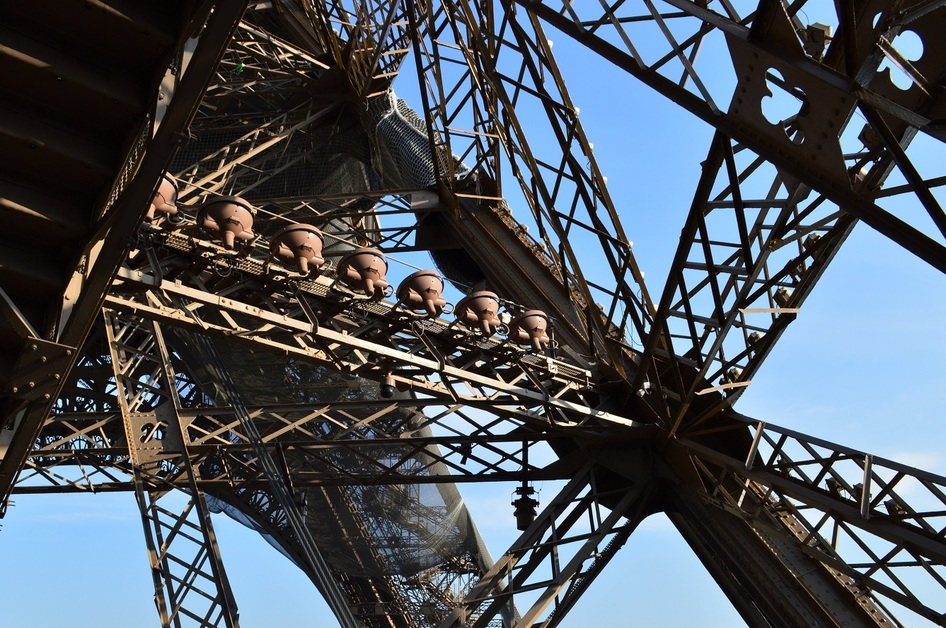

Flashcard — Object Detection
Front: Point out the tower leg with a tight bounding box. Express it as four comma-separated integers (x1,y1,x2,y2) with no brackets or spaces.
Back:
105,311,241,628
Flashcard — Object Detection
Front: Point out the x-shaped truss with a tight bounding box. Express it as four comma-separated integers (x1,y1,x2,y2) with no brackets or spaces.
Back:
7,0,946,625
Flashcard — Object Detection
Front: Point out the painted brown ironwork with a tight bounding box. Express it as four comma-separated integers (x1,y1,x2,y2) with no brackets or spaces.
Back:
2,0,946,626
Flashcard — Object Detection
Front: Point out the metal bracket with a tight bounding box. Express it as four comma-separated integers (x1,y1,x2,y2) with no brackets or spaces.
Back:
727,2,854,191
6,338,76,402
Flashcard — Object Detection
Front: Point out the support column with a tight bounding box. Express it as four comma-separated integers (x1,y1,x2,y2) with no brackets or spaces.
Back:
443,464,651,627
667,482,891,628
105,310,240,627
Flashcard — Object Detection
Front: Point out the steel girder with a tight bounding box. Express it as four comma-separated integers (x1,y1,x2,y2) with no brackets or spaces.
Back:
0,0,250,508
104,311,241,627
16,228,943,623
3,0,946,626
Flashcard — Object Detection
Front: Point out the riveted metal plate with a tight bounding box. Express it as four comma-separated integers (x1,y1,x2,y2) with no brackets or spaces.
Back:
6,338,76,402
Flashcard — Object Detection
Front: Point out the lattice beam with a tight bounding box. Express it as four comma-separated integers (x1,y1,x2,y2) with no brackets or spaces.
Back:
441,463,652,627
407,0,657,379
677,414,946,624
521,0,946,274
104,311,240,627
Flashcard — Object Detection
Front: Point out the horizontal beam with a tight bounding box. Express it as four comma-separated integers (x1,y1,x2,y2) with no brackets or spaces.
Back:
106,270,635,428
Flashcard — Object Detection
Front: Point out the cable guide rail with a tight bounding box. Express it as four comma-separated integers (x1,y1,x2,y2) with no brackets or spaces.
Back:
107,266,634,429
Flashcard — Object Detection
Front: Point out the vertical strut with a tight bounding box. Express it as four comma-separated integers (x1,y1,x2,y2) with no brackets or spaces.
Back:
442,464,651,627
182,332,361,628
104,310,240,627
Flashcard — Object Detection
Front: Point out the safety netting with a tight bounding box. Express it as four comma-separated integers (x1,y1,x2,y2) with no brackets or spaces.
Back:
166,73,510,624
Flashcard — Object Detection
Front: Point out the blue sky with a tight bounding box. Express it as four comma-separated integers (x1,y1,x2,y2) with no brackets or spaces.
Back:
3,7,946,627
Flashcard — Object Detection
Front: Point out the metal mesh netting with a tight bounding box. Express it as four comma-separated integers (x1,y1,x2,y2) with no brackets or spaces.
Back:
166,66,509,620
173,89,445,202
368,91,438,188
166,303,499,622
174,118,378,202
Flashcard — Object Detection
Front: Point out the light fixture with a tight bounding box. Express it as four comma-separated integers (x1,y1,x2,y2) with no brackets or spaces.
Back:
197,195,256,249
396,270,446,317
509,310,550,352
455,291,501,336
270,224,325,274
512,484,539,531
146,172,179,222
336,248,389,300
380,372,396,399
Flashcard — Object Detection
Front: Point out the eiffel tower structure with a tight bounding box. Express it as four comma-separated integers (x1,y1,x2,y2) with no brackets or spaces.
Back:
1,0,945,625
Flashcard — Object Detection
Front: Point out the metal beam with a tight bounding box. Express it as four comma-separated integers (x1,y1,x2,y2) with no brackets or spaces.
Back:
104,311,241,627
0,0,250,508
667,482,894,627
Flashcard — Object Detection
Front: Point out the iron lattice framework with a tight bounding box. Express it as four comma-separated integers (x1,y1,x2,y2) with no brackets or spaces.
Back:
2,0,946,626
